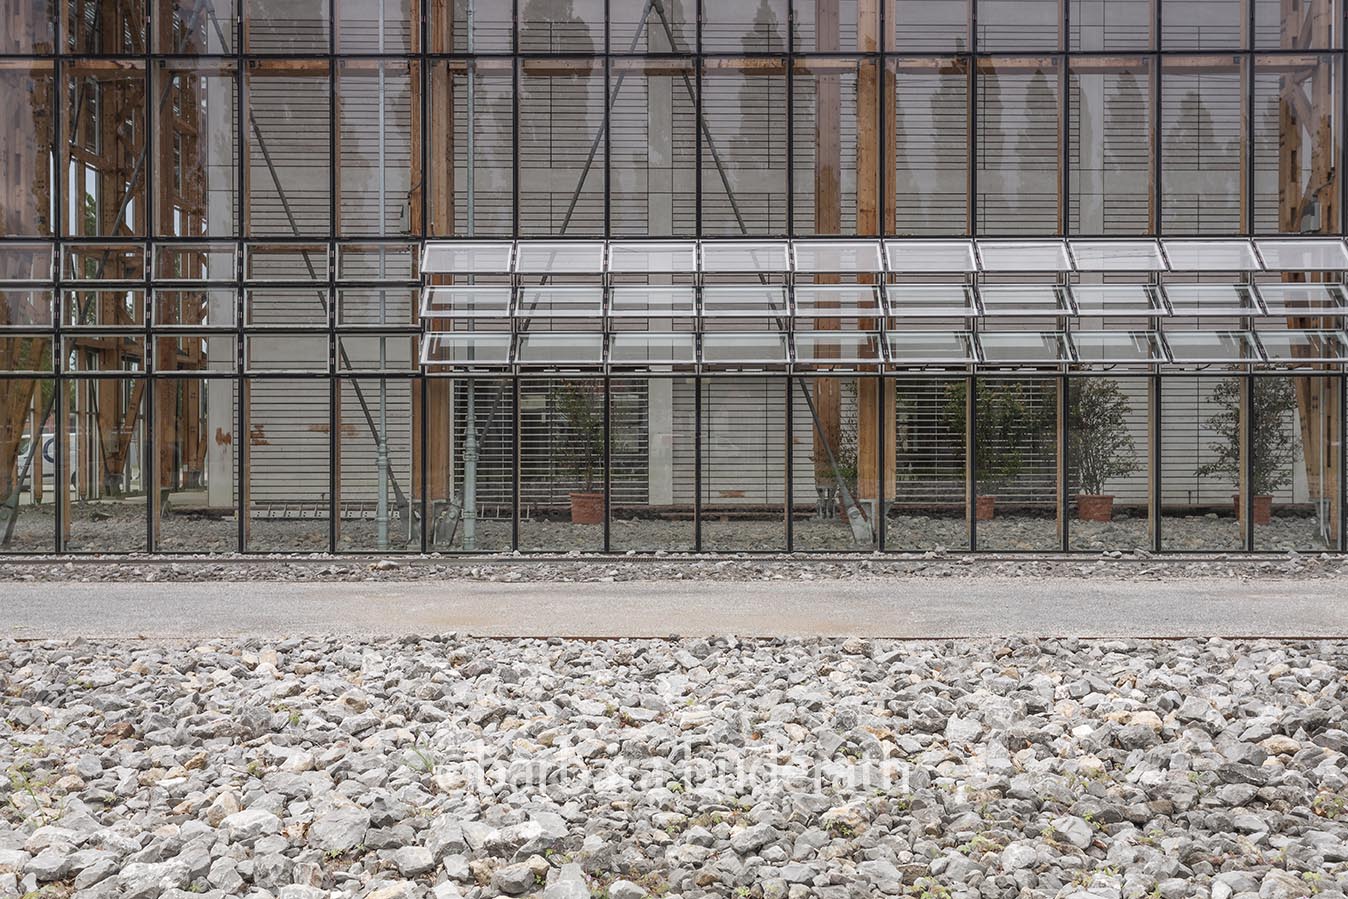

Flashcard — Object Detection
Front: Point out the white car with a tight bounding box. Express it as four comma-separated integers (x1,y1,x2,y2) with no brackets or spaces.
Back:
15,433,77,493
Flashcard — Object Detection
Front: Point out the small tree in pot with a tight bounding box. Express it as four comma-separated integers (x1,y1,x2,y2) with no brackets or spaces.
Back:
1069,378,1137,522
551,380,605,524
1195,377,1297,525
943,381,1044,520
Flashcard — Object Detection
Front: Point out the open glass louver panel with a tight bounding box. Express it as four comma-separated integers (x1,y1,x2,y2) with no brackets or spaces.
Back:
977,331,1071,366
1068,240,1167,271
793,240,883,274
1253,283,1348,317
421,332,512,368
793,331,883,367
702,285,790,318
515,287,603,318
607,241,697,274
513,241,605,275
884,240,978,273
978,285,1070,317
1254,329,1348,365
1163,330,1263,364
700,240,791,273
422,241,513,275
516,332,605,366
793,285,882,319
609,286,697,318
1161,284,1262,317
1069,284,1166,317
885,331,977,367
1254,239,1348,272
608,332,698,368
884,284,978,318
701,333,790,366
420,286,512,319
977,240,1073,272
1070,331,1168,365
1161,239,1260,272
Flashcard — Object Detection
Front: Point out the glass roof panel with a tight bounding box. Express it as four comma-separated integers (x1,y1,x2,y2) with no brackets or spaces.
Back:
609,332,698,365
1069,284,1166,317
884,284,976,318
792,240,883,273
607,241,698,273
793,331,882,364
514,286,603,318
515,332,605,365
699,240,790,273
1070,330,1167,364
1161,239,1260,271
1255,329,1348,363
1162,330,1262,363
513,241,605,274
1161,283,1260,317
700,332,790,364
793,285,882,317
701,285,790,318
609,286,697,317
977,285,1069,317
884,331,976,365
1254,239,1348,272
883,240,978,273
420,286,512,318
977,331,1070,364
977,240,1072,272
1068,240,1167,271
421,241,512,275
420,332,512,367
1254,283,1348,316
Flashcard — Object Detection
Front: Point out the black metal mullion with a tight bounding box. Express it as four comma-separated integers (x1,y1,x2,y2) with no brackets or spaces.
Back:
784,374,793,551
1243,372,1255,550
693,372,702,551
418,0,430,554
1058,373,1069,551
603,373,611,553
328,3,338,554
1151,372,1162,553
53,45,65,553
144,45,155,553
967,373,977,550
510,374,520,550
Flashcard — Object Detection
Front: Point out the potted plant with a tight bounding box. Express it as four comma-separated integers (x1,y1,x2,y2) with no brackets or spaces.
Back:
551,380,605,524
943,381,1044,520
1195,378,1297,525
1069,378,1138,522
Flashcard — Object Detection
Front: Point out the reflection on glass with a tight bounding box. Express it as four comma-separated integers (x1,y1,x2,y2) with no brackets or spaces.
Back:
1068,376,1149,551
885,285,977,318
978,240,1072,271
700,240,791,273
1255,239,1348,272
885,331,976,366
1163,240,1261,272
422,242,514,275
1162,376,1243,551
977,331,1069,365
1071,330,1167,364
514,241,605,274
1,65,55,237
701,333,789,365
701,378,787,551
1162,64,1245,234
1163,0,1244,49
519,64,605,236
971,378,1059,549
793,241,882,274
892,61,970,235
156,378,237,552
793,332,881,365
609,333,697,366
978,285,1069,317
429,378,515,552
518,379,605,552
338,63,416,237
610,287,697,317
421,333,512,368
515,287,603,318
792,377,880,552
247,65,331,237
515,333,605,366
885,240,977,272
1254,56,1340,235
1069,241,1165,272
1162,284,1260,317
701,68,789,235
976,60,1061,234
1070,67,1152,233
64,378,147,552
421,287,512,319
609,377,695,552
1070,285,1166,317
1255,283,1348,316
891,0,968,52
336,378,417,551
890,377,968,549
1071,0,1152,50
0,378,56,553
1163,330,1262,363
428,64,514,237
978,0,1060,50
1255,329,1348,363
608,242,698,274
1254,376,1340,551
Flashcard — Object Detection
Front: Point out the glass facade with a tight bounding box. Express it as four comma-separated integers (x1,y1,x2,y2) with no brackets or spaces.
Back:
1,0,1345,554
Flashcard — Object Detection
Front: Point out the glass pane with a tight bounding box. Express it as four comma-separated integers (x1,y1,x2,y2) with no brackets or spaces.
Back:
701,64,788,235
336,0,414,52
63,289,145,327
246,334,328,371
609,332,697,366
1068,376,1150,551
701,286,789,317
66,64,148,238
1,64,55,237
1256,239,1348,272
1162,376,1244,551
608,242,698,274
246,0,329,52
519,0,602,52
794,0,877,52
422,242,513,275
338,286,423,327
0,336,51,371
793,331,882,365
1069,62,1154,233
701,333,789,365
885,331,975,365
977,331,1069,365
337,334,418,373
1071,330,1167,364
793,241,882,273
428,63,514,237
1163,0,1245,49
1162,62,1245,234
885,284,977,318
1162,240,1260,271
892,60,970,236
610,0,691,52
65,377,147,552
793,285,881,318
611,63,698,238
335,378,417,551
890,0,968,52
1163,330,1262,362
247,378,330,551
0,377,56,553
1071,0,1152,50
69,0,145,52
338,62,415,238
1256,329,1348,363
1162,283,1260,316
427,377,515,552
610,377,696,552
421,332,512,368
247,64,331,237
246,287,328,326
610,287,697,317
1,291,55,327
701,378,787,550
702,0,786,51
978,240,1072,271
154,244,238,282
518,378,605,551
1070,284,1166,317
515,242,605,274
700,242,791,274
2,0,56,52
520,61,604,236
792,60,870,237
973,378,1059,549
885,240,977,272
1254,56,1340,236
155,64,240,239
421,286,512,318
1069,241,1166,271
515,287,603,318
433,0,511,52
889,377,968,549
978,285,1069,317
1255,283,1348,316
792,376,881,551
1253,376,1340,551
978,0,1060,50
155,378,238,552
516,333,604,366
1256,0,1340,49
976,59,1061,235
63,245,147,282
0,244,55,282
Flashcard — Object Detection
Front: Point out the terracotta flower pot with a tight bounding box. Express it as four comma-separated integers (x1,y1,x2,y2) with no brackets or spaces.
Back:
569,491,604,525
1077,494,1115,523
975,495,996,521
1232,494,1273,525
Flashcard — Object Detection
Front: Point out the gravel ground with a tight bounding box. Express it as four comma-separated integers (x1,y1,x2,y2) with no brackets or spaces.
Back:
2,636,1347,899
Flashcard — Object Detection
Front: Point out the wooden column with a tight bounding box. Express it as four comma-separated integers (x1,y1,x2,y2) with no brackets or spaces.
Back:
810,0,843,488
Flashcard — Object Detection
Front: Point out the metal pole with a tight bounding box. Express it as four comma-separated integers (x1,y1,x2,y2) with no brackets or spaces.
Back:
462,0,478,551
376,0,390,550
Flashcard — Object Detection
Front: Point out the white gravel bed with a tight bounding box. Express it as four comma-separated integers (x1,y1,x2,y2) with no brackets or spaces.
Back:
2,636,1347,899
